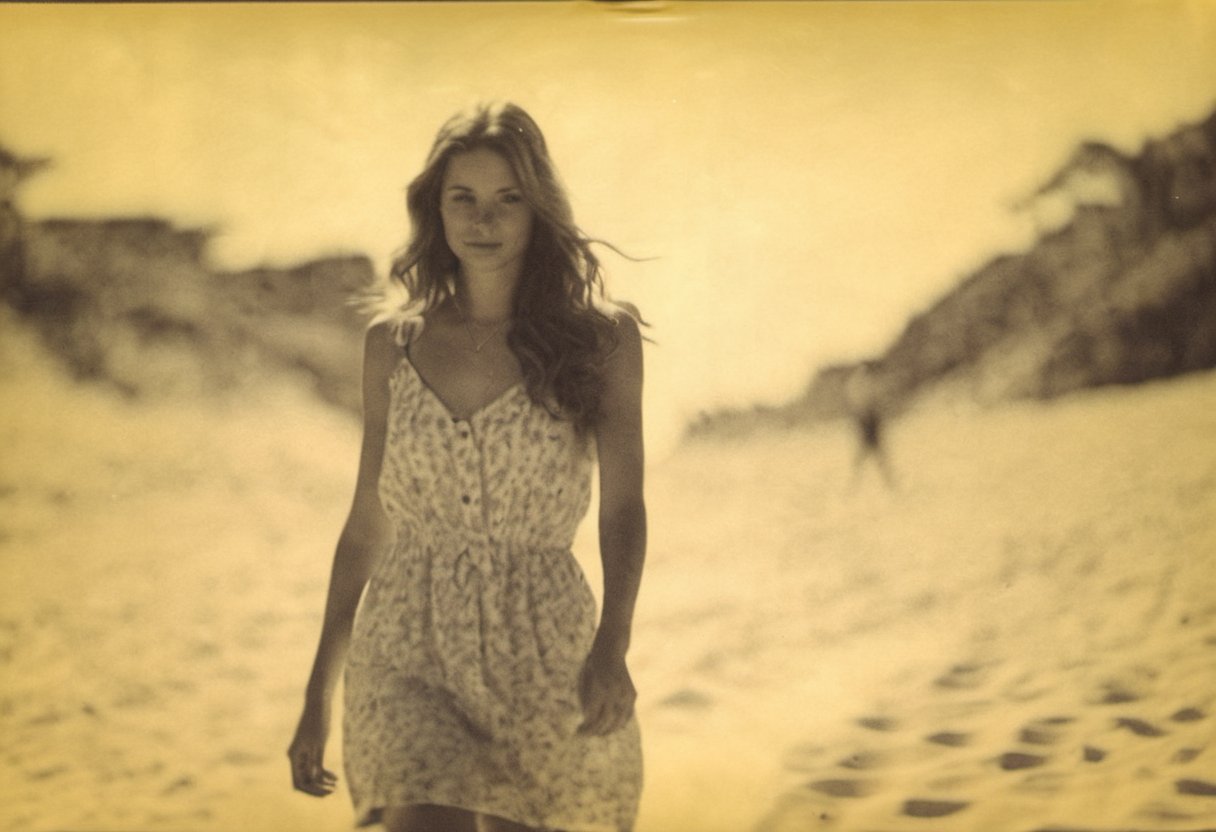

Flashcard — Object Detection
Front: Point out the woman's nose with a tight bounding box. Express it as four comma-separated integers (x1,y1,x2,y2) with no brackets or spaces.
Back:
474,203,497,226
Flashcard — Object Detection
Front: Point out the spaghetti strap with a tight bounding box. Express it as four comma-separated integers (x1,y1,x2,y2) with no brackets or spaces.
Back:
387,311,425,350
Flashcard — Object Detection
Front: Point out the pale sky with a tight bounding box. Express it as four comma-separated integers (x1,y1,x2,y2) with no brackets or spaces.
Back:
2,1,1214,451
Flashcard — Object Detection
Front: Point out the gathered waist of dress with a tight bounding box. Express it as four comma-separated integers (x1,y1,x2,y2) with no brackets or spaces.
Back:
388,520,579,556
374,528,586,592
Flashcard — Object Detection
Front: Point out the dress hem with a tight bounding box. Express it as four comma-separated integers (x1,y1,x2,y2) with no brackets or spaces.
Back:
353,797,628,832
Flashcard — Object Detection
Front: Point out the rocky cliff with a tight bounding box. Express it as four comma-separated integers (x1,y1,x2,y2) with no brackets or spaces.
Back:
690,106,1216,438
0,148,374,412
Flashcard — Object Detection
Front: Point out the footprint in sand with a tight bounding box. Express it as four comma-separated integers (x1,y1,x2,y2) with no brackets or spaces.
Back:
1172,747,1203,764
933,663,990,691
925,731,971,748
1018,716,1072,746
1176,779,1216,796
1091,666,1159,705
804,778,878,799
161,775,195,796
23,708,64,727
901,799,970,818
998,751,1048,771
856,715,899,732
26,764,69,781
1083,745,1108,762
838,750,885,770
1098,684,1142,704
1114,716,1168,737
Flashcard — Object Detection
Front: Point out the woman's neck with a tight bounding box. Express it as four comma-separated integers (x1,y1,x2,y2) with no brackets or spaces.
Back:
455,267,519,323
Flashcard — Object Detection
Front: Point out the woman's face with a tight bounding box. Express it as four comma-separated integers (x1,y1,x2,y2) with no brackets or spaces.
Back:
440,147,535,278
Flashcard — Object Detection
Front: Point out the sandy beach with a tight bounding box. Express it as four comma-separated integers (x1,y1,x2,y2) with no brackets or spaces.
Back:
2,320,1214,832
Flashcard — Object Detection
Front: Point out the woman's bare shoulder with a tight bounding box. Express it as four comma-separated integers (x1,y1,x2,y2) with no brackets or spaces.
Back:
363,320,404,379
598,300,644,362
596,303,643,402
612,298,642,320
596,296,641,324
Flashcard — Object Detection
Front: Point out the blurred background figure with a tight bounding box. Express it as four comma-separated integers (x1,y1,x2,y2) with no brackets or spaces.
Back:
845,360,897,490
0,147,49,286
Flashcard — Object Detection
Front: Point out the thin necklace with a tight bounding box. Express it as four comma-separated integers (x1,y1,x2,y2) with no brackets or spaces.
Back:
454,296,510,353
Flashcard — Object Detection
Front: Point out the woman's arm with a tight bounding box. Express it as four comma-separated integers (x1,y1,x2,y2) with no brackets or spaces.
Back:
288,322,398,795
579,310,647,736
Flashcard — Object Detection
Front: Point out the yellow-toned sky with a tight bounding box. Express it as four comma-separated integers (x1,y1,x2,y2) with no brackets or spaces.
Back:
2,1,1214,448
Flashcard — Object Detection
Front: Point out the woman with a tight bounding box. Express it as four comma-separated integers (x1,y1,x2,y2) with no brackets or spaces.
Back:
287,102,647,832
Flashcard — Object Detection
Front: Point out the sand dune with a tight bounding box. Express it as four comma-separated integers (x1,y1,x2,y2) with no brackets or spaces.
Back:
2,322,1214,831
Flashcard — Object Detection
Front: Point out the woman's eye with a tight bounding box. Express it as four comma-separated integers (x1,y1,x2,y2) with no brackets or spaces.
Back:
502,193,524,205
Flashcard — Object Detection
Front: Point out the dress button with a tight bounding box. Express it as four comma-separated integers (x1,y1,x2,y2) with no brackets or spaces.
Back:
460,429,469,439
461,495,471,504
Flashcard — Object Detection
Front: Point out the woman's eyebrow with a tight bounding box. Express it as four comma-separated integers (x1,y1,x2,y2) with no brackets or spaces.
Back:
445,183,522,194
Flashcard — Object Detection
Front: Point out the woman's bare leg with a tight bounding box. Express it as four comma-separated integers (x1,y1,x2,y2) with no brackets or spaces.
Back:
382,804,478,832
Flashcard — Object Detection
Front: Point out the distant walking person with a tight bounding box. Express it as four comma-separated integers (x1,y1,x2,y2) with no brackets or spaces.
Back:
1,148,49,286
287,102,647,832
846,361,896,490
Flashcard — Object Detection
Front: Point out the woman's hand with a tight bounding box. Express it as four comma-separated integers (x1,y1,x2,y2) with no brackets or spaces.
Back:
287,704,339,797
577,640,637,736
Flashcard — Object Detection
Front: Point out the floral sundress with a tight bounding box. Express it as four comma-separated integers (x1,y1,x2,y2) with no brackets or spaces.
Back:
342,319,642,831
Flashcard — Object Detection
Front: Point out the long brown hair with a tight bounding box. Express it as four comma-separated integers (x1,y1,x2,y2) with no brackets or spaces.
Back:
386,102,639,430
